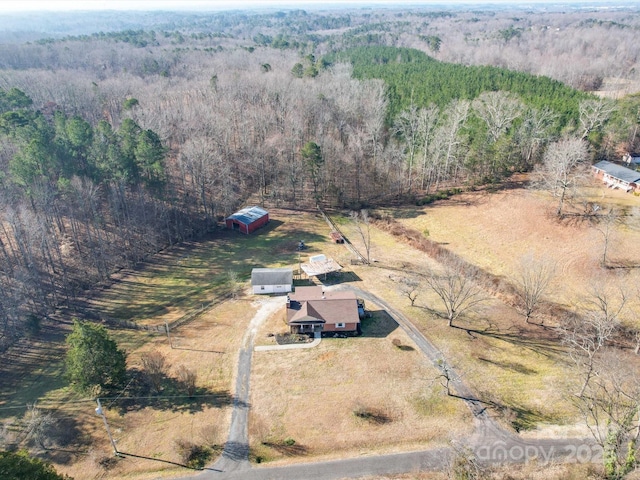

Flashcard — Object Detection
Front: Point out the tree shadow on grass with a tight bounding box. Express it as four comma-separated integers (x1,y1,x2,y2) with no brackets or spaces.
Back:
396,344,415,351
261,442,309,457
42,448,84,466
468,328,566,361
430,312,566,361
353,405,393,425
477,356,537,375
114,389,236,415
110,370,236,414
317,270,362,285
389,208,427,219
117,450,225,471
481,398,562,433
359,310,399,338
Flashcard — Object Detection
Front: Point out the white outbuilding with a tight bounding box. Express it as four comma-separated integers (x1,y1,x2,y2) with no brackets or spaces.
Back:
251,268,293,294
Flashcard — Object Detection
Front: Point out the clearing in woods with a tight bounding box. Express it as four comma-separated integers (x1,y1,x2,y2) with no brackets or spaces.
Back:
2,182,640,478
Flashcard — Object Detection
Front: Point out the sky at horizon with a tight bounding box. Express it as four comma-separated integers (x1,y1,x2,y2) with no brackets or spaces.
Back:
0,0,623,13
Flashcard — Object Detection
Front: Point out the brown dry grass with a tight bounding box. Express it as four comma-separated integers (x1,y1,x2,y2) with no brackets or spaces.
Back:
58,299,254,480
249,304,472,464
392,185,640,307
335,181,640,436
7,189,640,478
25,208,351,479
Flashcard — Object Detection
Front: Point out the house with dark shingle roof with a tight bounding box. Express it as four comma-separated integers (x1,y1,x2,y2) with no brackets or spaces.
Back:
592,161,640,193
286,286,361,335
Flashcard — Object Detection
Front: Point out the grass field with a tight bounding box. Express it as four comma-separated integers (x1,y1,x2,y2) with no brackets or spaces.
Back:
3,183,640,478
0,208,341,479
339,181,640,435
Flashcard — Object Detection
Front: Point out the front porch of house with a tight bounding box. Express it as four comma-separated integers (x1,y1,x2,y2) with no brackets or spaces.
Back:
289,320,324,334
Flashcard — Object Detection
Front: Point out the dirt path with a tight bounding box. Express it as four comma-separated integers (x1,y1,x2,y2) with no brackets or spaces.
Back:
211,296,283,473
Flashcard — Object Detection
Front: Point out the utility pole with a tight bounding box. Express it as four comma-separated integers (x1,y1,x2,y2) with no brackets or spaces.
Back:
95,398,119,456
165,320,173,348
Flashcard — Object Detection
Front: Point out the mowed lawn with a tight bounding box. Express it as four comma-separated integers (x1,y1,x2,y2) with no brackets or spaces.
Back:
85,208,328,327
249,305,472,464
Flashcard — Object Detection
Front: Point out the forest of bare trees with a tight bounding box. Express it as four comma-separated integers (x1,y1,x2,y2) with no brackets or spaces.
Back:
0,4,639,348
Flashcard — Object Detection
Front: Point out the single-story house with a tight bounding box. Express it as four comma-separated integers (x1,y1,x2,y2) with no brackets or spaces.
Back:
286,286,361,335
592,161,640,193
225,206,269,234
251,267,293,294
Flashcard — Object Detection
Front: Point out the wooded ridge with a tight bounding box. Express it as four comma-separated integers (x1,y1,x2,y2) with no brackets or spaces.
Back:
0,5,638,349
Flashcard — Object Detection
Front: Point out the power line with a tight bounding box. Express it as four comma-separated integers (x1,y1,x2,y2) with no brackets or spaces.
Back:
0,393,231,412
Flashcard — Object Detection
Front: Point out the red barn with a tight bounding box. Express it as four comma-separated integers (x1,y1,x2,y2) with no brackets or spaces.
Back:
225,206,269,234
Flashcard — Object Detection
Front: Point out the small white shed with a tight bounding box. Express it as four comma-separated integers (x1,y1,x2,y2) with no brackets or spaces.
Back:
251,268,293,294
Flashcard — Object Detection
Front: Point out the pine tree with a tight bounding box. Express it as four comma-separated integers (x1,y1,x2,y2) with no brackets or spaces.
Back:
65,320,127,394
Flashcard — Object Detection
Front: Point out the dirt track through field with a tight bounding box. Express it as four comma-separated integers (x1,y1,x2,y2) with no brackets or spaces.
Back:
211,296,283,473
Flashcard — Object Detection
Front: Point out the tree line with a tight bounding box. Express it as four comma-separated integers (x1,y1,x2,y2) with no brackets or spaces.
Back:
0,9,637,351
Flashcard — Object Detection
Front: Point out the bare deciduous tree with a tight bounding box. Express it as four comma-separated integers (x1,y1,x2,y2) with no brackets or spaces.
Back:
579,98,616,141
424,255,486,328
515,106,557,170
560,282,626,397
23,403,56,450
226,270,243,299
574,350,640,479
417,104,439,191
532,137,589,217
448,443,489,480
397,276,420,307
514,254,556,324
434,100,470,187
394,103,420,192
472,91,523,143
141,350,167,393
176,365,198,397
590,205,619,268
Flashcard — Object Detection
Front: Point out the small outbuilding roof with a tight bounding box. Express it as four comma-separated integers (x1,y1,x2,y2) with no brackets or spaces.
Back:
593,161,640,184
300,254,342,277
226,206,268,226
251,268,293,286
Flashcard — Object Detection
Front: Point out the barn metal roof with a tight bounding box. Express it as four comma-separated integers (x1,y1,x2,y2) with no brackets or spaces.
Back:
593,161,640,184
226,206,268,225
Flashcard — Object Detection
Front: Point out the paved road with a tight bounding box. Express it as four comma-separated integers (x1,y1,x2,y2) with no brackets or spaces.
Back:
174,287,600,480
